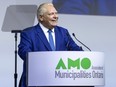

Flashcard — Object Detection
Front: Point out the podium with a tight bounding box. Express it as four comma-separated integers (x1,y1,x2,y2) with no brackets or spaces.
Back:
26,51,105,86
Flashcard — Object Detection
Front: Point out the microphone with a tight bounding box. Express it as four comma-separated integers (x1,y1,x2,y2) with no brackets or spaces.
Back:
72,33,91,51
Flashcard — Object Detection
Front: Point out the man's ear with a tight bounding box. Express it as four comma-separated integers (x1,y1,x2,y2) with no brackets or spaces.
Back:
39,15,43,21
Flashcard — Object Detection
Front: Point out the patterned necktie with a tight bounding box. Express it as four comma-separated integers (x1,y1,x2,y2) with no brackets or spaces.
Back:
48,30,55,51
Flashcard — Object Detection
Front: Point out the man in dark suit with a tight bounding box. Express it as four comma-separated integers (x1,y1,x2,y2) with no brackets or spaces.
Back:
18,2,85,87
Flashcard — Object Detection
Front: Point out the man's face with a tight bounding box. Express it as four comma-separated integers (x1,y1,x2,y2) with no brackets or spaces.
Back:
40,5,58,29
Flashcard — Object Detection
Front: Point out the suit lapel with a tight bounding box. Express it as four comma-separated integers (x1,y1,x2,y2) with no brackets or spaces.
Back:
35,24,52,51
55,27,60,51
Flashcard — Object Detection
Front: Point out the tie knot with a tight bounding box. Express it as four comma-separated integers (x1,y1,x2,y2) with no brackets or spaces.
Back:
48,29,52,33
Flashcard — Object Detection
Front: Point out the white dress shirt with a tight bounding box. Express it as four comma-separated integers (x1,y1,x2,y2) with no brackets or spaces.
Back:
39,23,56,47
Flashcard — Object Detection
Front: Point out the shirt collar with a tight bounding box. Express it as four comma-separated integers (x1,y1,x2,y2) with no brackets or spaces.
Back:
39,23,55,33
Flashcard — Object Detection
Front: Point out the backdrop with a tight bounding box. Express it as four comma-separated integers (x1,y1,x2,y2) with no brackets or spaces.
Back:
0,0,116,87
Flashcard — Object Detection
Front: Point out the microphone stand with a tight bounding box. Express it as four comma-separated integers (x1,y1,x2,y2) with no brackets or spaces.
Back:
72,33,91,51
11,30,21,87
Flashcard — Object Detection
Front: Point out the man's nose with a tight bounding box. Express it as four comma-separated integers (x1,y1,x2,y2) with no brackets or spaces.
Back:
54,13,58,19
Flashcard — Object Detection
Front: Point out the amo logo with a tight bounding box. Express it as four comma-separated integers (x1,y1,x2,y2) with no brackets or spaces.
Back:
56,58,91,70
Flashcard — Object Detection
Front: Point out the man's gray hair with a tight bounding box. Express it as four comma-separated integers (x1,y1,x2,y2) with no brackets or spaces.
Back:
37,3,53,20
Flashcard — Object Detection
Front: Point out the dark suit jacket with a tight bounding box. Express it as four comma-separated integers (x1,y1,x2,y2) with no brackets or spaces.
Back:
18,23,82,87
